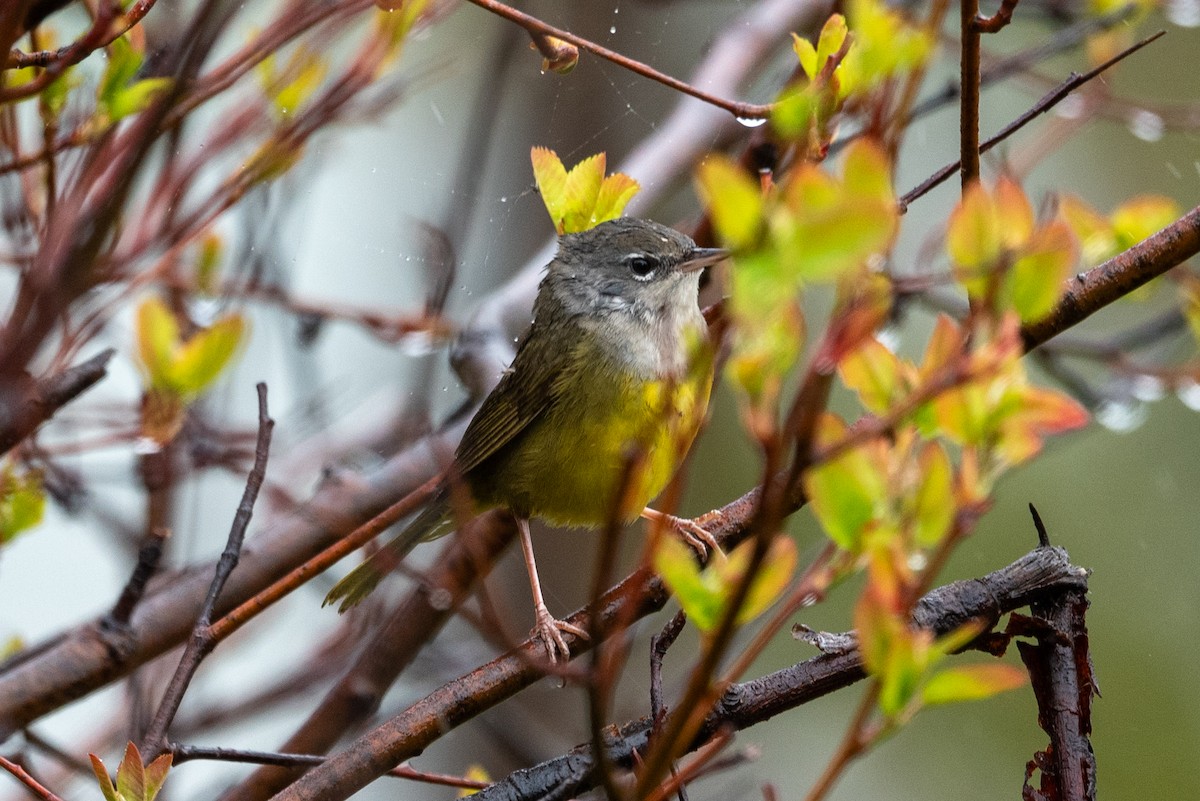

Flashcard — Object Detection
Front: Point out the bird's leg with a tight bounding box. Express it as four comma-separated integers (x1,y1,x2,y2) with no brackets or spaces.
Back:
641,507,720,559
516,516,588,663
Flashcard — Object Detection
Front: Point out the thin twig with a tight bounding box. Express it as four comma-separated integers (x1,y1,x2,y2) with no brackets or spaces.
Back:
901,30,1165,209
463,0,771,120
107,528,171,627
0,756,66,801
169,745,489,789
141,384,274,757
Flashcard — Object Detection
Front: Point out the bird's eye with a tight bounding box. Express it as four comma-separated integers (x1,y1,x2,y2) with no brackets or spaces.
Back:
627,254,658,280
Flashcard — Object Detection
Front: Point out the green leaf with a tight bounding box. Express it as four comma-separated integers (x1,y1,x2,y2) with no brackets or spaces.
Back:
993,175,1034,250
166,314,246,396
695,154,763,250
654,536,723,631
790,32,819,79
530,147,570,234
722,535,798,625
1111,195,1180,250
803,417,887,551
0,465,45,544
922,663,1026,706
108,77,171,121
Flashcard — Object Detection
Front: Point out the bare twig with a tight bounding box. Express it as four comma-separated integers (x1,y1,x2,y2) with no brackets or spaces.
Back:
463,0,772,120
107,528,171,627
141,384,274,757
0,756,66,801
170,745,489,789
901,30,1165,209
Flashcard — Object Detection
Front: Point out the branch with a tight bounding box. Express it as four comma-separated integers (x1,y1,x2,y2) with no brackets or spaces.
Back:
1021,204,1200,350
1018,587,1097,801
471,547,1088,801
0,349,114,456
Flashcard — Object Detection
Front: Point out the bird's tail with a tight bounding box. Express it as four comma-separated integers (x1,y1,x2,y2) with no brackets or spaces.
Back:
323,489,451,612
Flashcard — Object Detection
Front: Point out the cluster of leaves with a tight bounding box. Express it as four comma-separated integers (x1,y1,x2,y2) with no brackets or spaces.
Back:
773,0,932,157
1060,193,1180,267
696,138,898,431
948,177,1079,323
134,297,246,445
530,148,640,234
90,743,172,801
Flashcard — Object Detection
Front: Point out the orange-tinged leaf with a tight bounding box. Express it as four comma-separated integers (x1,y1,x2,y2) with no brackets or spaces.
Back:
920,314,965,377
696,154,763,250
90,754,119,801
144,753,172,801
167,314,246,396
560,152,606,234
136,297,179,388
1010,385,1090,435
531,147,570,234
592,173,640,226
922,663,1026,706
946,181,1000,270
1005,220,1076,322
839,337,902,414
994,175,1034,250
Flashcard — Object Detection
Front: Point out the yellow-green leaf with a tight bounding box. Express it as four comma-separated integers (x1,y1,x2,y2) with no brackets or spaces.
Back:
592,173,640,227
1005,220,1076,322
922,663,1026,706
135,297,180,389
560,153,606,234
946,181,1000,271
839,337,902,414
167,314,246,395
1111,195,1180,250
696,154,763,250
911,443,954,547
722,535,798,625
993,175,1034,250
0,465,45,544
531,146,570,234
116,742,146,801
655,535,722,631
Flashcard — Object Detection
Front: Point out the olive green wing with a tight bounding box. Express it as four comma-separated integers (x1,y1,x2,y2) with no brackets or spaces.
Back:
453,320,576,475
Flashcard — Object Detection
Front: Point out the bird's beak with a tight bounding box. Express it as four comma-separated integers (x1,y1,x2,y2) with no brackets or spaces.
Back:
677,247,729,273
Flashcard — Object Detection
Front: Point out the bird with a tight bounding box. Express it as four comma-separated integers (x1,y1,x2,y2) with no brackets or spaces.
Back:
324,217,727,662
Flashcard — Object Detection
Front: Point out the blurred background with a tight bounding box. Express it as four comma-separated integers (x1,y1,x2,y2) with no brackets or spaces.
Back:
1,0,1198,799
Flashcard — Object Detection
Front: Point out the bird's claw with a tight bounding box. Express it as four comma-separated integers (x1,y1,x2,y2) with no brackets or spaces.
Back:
667,514,721,559
531,604,588,664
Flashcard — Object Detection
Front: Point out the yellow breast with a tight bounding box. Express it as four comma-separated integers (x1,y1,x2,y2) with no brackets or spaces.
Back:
471,340,713,527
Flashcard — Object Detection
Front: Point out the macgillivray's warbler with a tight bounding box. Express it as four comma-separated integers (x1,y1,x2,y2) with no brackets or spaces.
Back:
324,217,728,662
